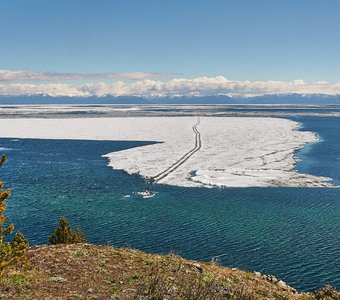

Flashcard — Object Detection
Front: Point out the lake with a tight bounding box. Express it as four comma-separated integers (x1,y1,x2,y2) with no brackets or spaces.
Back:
0,114,339,291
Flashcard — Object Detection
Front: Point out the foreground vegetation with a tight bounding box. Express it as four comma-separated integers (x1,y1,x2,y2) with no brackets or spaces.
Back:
0,155,28,276
0,243,338,300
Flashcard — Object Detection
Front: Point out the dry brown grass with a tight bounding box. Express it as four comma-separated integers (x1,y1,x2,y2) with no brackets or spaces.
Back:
0,244,338,300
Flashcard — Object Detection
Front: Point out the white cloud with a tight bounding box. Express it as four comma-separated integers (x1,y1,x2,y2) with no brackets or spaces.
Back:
0,69,176,83
80,76,340,97
1,72,340,98
0,83,89,97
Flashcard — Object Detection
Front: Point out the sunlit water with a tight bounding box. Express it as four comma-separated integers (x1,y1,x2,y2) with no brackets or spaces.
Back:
0,116,339,291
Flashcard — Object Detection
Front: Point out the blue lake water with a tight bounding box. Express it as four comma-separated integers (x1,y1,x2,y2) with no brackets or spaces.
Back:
0,116,339,291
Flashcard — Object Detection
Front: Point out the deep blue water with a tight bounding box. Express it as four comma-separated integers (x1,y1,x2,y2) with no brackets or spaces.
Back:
0,116,339,291
294,116,340,185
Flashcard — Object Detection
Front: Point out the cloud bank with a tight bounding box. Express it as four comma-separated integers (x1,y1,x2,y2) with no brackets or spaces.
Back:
1,70,340,98
0,69,175,83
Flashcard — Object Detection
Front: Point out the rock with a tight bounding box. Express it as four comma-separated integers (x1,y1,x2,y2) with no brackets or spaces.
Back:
231,268,237,271
49,276,68,283
192,263,203,273
88,288,94,293
122,288,137,294
71,292,83,298
277,280,288,289
184,262,204,273
267,275,278,283
254,271,262,277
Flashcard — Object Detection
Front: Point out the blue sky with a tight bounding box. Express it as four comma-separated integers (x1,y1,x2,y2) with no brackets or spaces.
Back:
1,0,340,98
1,0,340,81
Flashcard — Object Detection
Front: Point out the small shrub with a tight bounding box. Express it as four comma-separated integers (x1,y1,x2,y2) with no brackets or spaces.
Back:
48,216,86,245
0,155,29,275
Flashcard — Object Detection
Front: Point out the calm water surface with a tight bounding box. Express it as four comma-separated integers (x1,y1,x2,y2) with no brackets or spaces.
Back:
0,116,339,291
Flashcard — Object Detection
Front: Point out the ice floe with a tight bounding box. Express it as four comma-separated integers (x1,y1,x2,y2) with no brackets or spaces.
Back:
0,117,334,187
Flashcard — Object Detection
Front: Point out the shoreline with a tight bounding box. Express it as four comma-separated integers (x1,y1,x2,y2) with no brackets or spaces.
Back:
2,104,340,119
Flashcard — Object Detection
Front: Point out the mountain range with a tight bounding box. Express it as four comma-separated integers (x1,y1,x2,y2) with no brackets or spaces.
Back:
1,94,340,105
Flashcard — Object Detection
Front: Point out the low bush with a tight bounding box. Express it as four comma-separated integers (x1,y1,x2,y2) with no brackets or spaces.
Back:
48,216,86,245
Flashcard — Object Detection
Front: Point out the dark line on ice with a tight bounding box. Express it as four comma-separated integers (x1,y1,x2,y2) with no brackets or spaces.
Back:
149,117,201,183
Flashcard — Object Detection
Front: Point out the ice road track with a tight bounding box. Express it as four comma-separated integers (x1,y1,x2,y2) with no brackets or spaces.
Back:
150,117,201,183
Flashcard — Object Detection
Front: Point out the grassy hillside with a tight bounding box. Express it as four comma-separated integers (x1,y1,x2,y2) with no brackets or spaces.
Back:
0,244,338,299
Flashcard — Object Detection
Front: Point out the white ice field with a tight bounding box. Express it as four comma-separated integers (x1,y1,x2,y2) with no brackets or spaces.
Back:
0,117,334,187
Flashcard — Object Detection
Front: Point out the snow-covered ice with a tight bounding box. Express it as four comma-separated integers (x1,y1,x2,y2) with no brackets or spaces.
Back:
0,117,334,187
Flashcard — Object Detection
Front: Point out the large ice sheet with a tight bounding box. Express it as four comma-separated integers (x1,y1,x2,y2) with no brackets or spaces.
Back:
0,117,334,187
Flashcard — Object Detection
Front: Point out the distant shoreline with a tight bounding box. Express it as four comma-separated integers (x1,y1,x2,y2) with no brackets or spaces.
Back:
2,104,340,119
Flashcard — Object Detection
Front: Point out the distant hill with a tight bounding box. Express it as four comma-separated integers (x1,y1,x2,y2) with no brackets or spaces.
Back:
1,94,340,105
236,94,340,104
